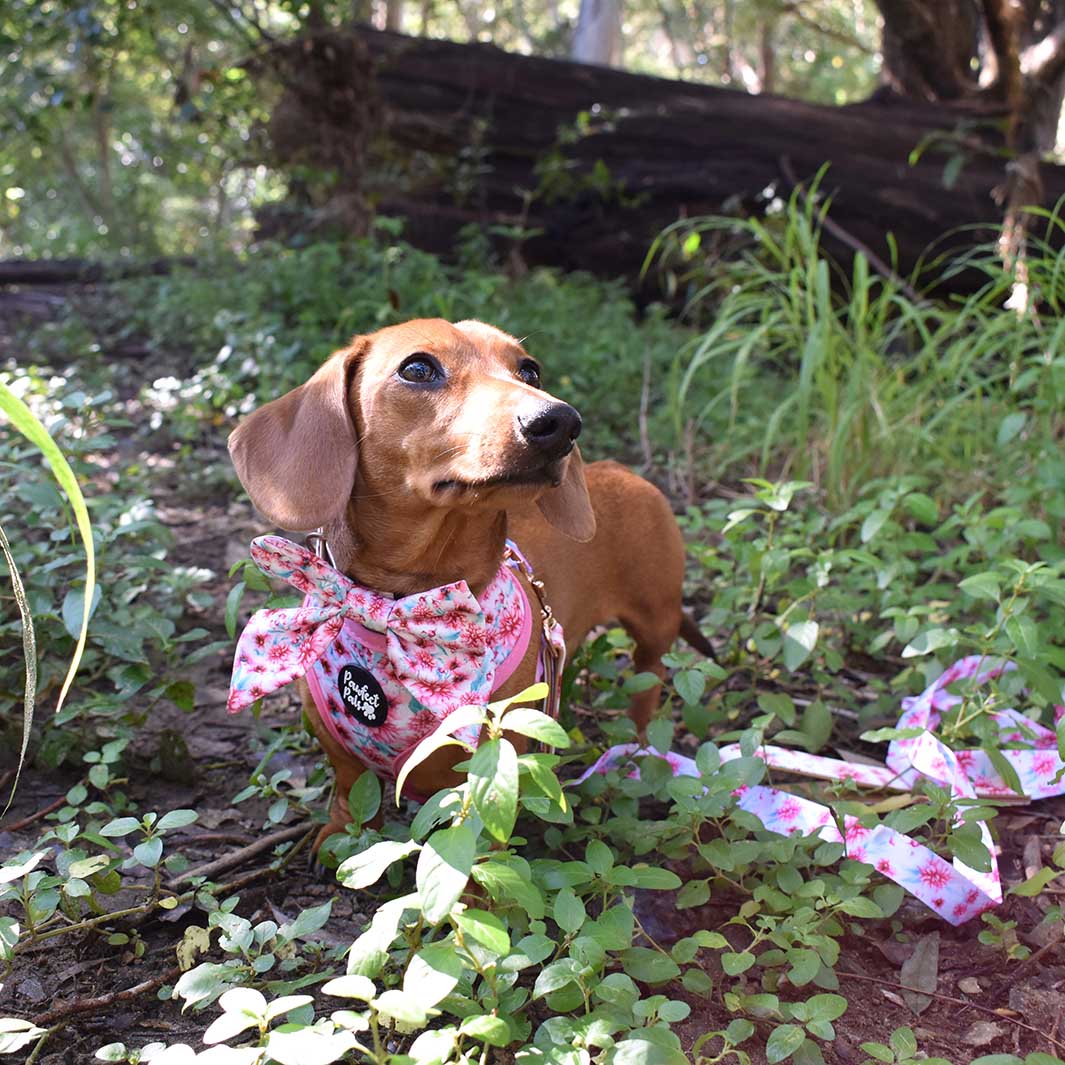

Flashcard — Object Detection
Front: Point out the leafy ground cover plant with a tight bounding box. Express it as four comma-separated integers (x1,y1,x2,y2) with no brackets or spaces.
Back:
4,213,1065,1063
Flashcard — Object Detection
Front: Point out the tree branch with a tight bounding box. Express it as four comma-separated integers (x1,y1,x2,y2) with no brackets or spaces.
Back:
776,1,877,56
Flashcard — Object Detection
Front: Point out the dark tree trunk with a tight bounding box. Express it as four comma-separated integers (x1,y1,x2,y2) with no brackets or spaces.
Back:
875,1,1065,306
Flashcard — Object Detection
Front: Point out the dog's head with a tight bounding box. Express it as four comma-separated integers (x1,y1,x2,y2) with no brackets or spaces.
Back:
228,318,596,543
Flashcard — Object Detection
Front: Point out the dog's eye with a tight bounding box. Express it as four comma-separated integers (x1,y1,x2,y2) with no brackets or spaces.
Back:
397,354,442,384
517,360,542,388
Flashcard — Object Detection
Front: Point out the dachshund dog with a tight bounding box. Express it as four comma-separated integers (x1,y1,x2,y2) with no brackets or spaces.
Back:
229,318,710,849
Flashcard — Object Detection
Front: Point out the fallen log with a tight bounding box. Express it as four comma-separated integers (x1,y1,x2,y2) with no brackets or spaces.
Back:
262,27,1065,294
0,257,194,286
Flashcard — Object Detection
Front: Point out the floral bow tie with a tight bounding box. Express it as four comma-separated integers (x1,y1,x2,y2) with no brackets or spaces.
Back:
228,536,490,714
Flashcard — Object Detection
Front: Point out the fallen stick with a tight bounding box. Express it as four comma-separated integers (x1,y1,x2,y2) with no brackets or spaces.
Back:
166,821,312,889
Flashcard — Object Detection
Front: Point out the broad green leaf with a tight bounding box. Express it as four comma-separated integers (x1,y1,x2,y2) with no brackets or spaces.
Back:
265,1028,358,1065
133,837,163,868
902,627,959,658
860,509,890,543
674,669,705,705
417,823,476,923
347,772,382,827
766,1024,806,1063
337,840,420,890
404,940,464,1007
959,572,1001,602
554,887,586,935
453,908,510,955
321,974,375,1000
619,947,680,984
500,706,570,748
997,412,1026,446
395,704,486,803
1010,866,1060,897
610,1036,689,1065
281,899,333,941
460,1014,511,1046
782,620,819,671
469,738,518,842
156,809,198,833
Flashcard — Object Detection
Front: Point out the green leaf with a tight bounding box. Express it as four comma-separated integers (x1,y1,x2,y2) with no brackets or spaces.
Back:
801,700,832,751
155,809,198,833
722,951,756,975
533,958,583,999
806,993,847,1022
674,669,705,705
959,572,1001,602
585,839,614,875
337,839,420,890
610,1036,689,1065
225,580,246,639
554,888,586,935
500,706,570,748
997,412,1026,446
99,817,141,838
460,1014,511,1047
859,1043,894,1064
347,772,382,827
453,908,510,955
1005,616,1039,658
471,859,545,918
133,837,163,868
902,627,959,658
281,899,333,941
0,384,94,728
619,947,680,984
628,866,682,890
676,879,710,909
1010,866,1060,897
469,739,518,843
782,620,819,671
395,704,486,803
983,747,1025,799
903,493,938,526
404,940,465,1007
861,509,890,543
766,1025,806,1063
836,897,883,918
373,989,430,1026
417,823,476,923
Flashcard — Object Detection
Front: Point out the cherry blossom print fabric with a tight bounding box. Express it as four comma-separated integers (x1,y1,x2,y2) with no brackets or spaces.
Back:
577,656,1065,925
228,535,533,778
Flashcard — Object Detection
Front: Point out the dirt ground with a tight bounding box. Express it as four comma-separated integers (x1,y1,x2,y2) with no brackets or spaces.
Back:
2,297,1065,1064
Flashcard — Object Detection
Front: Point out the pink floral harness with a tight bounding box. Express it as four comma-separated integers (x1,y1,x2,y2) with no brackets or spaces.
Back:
228,536,555,781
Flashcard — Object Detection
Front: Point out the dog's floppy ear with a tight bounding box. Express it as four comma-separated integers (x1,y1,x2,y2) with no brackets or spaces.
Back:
228,341,364,531
536,446,597,542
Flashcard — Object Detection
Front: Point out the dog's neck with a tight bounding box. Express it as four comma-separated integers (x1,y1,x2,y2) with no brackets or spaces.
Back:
325,501,508,599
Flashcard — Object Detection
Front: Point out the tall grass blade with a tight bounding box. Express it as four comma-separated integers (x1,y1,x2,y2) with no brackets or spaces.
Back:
0,521,35,814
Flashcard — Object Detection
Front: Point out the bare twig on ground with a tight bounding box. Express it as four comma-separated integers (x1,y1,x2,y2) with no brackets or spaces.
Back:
34,966,182,1026
166,821,312,889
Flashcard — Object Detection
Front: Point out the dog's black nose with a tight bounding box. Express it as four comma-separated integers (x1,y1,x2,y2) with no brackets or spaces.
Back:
517,401,582,458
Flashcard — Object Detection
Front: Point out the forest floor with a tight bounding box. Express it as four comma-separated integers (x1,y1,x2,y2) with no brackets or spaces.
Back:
2,290,1065,1065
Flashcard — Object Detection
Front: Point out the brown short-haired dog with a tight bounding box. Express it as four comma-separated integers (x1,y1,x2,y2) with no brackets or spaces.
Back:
230,318,706,848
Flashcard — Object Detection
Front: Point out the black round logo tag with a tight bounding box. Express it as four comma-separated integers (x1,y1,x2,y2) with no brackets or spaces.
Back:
338,665,388,728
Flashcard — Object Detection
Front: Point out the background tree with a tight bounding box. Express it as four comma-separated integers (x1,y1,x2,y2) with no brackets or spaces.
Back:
572,0,622,65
